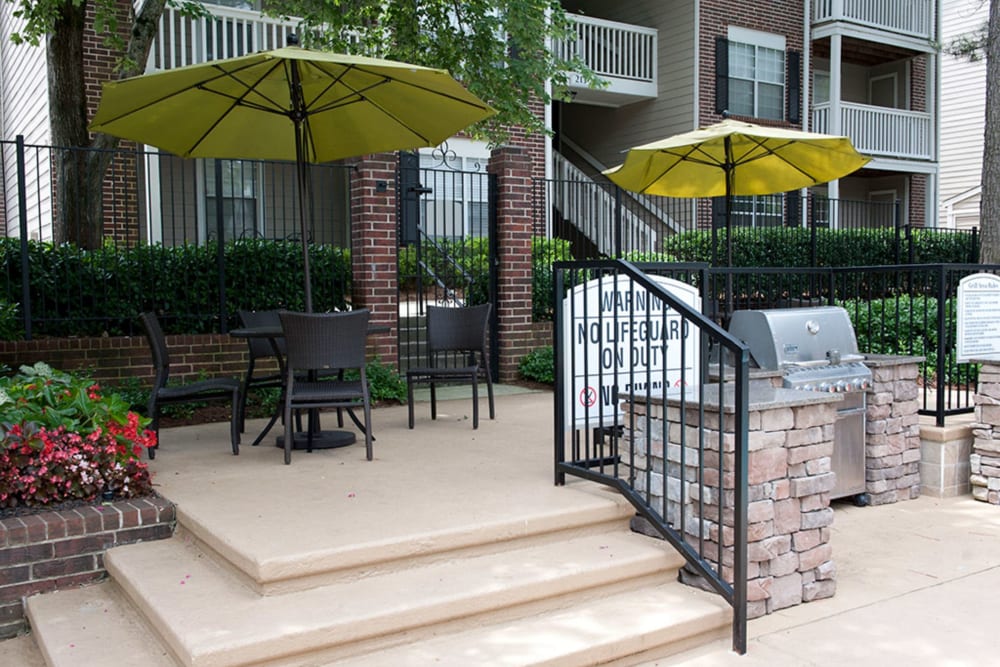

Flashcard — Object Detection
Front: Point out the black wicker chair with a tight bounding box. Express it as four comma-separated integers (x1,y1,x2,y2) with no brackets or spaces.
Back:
406,303,495,429
140,312,242,458
279,309,373,465
237,309,286,436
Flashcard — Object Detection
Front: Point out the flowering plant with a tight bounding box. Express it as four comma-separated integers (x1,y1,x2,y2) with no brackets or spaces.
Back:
0,363,156,508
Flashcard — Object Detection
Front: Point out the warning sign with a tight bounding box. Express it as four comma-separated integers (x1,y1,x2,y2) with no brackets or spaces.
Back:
562,275,700,429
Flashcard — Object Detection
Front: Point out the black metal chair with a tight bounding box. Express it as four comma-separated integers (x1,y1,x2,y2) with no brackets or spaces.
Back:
237,309,285,436
279,309,373,465
406,303,495,429
140,312,242,458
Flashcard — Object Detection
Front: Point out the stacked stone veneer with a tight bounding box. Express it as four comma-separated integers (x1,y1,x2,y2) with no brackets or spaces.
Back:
0,497,175,639
625,389,839,618
865,358,923,505
971,361,1000,504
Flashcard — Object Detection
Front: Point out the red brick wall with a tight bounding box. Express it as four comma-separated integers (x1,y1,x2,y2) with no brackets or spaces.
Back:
698,1,806,128
0,497,175,639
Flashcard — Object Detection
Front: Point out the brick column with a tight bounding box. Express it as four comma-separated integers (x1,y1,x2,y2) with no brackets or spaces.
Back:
348,154,398,366
487,146,534,382
865,359,922,504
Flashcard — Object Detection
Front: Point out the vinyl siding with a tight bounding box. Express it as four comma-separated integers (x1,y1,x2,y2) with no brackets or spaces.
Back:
0,5,51,237
939,0,986,228
560,1,697,169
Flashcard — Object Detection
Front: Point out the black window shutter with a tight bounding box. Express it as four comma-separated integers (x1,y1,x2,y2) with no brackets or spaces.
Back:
715,37,729,115
787,50,801,123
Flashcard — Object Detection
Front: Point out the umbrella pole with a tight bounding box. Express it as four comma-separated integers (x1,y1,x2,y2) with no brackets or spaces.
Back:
290,60,313,314
724,136,734,322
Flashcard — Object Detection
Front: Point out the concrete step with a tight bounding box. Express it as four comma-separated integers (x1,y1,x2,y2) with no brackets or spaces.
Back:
27,529,703,667
330,582,731,667
177,486,635,594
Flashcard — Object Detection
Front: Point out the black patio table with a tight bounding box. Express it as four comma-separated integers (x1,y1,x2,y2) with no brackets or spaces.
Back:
230,323,391,450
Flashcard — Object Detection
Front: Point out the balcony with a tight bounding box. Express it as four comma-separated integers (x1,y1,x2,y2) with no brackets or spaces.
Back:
556,15,658,107
812,0,935,48
148,4,297,71
812,101,932,161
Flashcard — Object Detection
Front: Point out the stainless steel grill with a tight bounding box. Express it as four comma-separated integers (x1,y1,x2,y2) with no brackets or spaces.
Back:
728,306,871,505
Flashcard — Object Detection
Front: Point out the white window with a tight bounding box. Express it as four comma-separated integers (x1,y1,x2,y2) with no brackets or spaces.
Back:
204,159,261,241
732,194,784,228
727,27,786,121
418,139,491,238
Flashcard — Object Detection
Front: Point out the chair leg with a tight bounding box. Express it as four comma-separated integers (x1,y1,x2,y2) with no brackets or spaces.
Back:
430,383,437,421
486,371,496,421
230,389,241,455
283,399,293,465
407,378,416,429
362,401,373,461
148,399,159,460
472,375,479,429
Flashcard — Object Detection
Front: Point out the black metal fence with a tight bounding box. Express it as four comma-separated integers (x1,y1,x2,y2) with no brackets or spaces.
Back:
532,177,980,266
1,137,354,335
554,259,749,654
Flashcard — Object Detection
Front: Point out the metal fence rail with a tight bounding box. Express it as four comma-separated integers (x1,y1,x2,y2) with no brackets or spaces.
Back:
554,259,750,654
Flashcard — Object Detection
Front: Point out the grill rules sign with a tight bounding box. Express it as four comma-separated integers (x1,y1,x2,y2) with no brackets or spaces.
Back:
563,275,700,429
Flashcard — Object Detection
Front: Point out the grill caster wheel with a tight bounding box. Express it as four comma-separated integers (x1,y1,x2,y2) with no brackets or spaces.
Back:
852,493,870,507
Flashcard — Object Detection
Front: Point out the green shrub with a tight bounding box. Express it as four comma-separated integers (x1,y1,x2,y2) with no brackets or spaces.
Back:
519,346,554,385
343,358,407,403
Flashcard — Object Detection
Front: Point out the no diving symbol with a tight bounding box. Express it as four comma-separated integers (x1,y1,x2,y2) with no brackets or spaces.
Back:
579,386,598,408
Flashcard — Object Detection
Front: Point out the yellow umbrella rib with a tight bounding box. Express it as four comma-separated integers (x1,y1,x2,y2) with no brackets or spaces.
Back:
184,58,291,157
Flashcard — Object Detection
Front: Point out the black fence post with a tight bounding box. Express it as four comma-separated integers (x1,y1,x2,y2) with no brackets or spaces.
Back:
15,136,32,340
214,159,228,333
613,186,623,258
935,264,948,427
971,227,980,263
809,193,818,268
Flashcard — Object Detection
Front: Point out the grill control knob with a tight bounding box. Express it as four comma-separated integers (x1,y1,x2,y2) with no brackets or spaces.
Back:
835,380,848,392
819,382,832,392
855,378,870,390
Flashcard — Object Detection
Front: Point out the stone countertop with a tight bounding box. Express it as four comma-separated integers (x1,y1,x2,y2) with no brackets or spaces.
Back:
864,354,925,367
631,380,842,413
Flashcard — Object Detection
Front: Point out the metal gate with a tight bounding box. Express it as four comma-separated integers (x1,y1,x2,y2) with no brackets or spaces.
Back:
396,151,499,377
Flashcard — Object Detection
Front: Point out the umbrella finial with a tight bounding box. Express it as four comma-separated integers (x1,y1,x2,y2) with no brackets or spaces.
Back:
721,109,731,119
287,33,300,47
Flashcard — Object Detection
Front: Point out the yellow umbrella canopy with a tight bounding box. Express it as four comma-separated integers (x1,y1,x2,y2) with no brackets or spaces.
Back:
91,45,495,311
604,119,870,197
90,46,496,163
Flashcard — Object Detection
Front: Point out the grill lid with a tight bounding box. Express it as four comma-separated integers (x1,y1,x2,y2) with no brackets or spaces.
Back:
728,306,861,370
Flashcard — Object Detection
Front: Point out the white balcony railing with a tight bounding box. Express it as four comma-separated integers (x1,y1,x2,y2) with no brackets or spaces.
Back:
148,5,298,71
557,14,657,106
812,102,932,161
812,0,934,41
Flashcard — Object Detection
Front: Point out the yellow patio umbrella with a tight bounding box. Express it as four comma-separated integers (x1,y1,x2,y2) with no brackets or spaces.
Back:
604,118,870,266
90,41,496,311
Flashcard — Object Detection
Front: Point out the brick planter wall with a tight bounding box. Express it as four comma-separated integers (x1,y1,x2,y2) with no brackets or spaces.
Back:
0,496,175,639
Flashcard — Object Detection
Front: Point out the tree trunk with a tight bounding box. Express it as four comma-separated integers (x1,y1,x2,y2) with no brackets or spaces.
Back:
48,0,91,246
46,0,167,249
982,0,1000,263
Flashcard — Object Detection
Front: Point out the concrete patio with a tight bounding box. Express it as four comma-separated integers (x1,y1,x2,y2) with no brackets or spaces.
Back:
3,386,1000,665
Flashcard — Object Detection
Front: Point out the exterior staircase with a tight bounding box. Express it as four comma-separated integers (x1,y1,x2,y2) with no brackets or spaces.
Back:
24,495,729,666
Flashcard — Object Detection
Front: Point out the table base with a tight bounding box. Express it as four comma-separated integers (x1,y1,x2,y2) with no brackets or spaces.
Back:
275,430,356,450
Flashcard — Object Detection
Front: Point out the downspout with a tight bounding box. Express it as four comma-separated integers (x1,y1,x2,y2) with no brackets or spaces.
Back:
694,0,701,128
930,0,941,227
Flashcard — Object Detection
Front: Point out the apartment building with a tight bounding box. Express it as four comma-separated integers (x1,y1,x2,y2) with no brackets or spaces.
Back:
557,0,940,235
